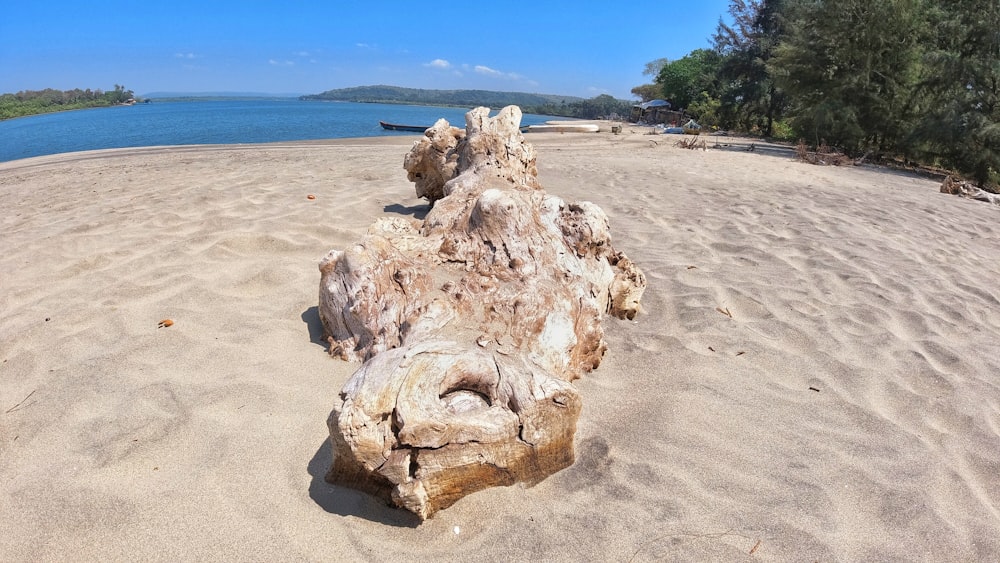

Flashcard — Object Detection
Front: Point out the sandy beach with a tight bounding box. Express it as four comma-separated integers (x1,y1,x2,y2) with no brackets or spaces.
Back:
2,129,999,561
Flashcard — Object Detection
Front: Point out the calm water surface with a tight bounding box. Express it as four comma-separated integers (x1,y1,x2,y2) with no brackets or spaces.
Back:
0,100,558,162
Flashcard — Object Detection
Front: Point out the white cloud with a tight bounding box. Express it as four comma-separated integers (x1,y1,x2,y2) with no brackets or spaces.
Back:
269,59,295,66
425,59,452,69
474,65,526,81
294,51,310,57
474,65,502,77
174,52,198,59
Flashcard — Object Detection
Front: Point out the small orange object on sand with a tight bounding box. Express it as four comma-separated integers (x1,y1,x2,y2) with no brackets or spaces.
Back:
157,319,174,328
307,194,316,200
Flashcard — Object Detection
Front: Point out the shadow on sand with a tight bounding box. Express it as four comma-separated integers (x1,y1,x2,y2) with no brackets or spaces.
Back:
303,309,419,526
307,439,421,528
708,138,798,159
300,307,328,351
383,203,429,220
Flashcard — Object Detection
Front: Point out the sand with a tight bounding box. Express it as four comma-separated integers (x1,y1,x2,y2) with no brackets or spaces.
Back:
1,130,999,561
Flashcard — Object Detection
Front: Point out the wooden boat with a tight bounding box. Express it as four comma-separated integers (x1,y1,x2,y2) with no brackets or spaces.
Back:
526,123,600,133
379,121,429,132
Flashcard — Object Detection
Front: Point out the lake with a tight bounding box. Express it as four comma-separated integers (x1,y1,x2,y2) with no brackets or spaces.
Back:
0,99,561,163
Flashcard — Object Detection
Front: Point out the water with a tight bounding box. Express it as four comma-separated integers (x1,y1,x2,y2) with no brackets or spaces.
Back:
0,99,559,163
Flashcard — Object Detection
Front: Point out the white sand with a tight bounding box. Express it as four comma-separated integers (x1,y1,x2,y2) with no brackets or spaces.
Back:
1,132,999,560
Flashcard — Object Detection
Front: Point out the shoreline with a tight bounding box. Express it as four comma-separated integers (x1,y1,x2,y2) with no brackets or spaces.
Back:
2,128,950,185
0,135,423,170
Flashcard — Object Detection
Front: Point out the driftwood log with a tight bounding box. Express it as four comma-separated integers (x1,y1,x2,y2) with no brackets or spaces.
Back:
794,139,856,166
318,106,645,519
675,136,707,151
941,175,1000,206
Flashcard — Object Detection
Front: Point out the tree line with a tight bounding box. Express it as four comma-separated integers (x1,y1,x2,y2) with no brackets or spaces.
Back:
525,94,632,120
302,85,633,121
303,84,583,108
0,85,136,120
633,0,1000,188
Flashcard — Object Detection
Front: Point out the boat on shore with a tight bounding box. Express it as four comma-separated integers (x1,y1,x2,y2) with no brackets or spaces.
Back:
526,122,600,133
379,121,429,132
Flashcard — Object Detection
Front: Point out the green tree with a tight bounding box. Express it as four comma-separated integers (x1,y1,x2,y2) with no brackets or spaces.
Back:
578,94,630,118
688,91,722,126
912,0,1000,187
713,0,787,135
105,84,134,104
0,85,136,120
770,0,929,155
655,48,722,110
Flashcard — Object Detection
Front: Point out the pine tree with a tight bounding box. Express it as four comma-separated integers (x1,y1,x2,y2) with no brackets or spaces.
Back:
771,0,929,155
655,49,722,110
713,0,787,135
914,0,1000,188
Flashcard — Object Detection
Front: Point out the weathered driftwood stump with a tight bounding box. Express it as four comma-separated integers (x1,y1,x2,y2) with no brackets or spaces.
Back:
941,175,1000,206
318,106,645,519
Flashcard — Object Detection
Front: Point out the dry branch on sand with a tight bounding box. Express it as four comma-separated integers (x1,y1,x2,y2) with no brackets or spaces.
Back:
675,137,707,151
940,175,1000,206
317,106,646,519
795,139,857,166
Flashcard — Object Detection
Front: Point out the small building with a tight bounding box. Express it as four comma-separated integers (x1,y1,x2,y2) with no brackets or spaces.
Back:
630,99,685,125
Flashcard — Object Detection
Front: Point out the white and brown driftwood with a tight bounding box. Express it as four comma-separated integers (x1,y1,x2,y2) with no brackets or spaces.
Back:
318,105,645,519
940,175,1000,206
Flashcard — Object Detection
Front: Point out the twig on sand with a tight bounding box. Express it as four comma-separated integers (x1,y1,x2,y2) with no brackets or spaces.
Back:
5,389,37,414
716,307,733,318
750,539,762,555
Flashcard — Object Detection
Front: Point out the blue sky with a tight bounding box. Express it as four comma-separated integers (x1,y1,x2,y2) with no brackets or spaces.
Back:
1,1,732,99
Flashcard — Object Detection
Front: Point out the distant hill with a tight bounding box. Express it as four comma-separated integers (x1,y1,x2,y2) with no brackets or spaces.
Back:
138,86,631,120
300,85,585,109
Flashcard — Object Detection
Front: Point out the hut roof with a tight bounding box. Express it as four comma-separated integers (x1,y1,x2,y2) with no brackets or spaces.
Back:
636,99,671,110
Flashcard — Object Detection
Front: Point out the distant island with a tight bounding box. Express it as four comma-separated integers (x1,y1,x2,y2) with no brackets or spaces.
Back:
0,85,137,120
301,85,633,119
